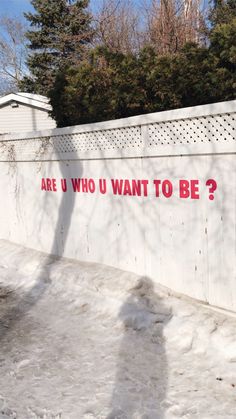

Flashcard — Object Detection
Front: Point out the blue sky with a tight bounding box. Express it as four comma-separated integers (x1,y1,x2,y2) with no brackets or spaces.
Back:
0,0,87,20
0,0,137,21
0,0,144,21
0,0,33,19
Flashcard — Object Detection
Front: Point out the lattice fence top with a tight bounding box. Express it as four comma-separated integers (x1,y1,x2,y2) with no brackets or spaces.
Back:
53,125,143,153
148,114,235,147
0,104,235,161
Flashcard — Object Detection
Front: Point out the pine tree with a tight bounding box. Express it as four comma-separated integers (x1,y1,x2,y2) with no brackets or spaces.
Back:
210,0,236,26
209,0,236,101
21,0,92,94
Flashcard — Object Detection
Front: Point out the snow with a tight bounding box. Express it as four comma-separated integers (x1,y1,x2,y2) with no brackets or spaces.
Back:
0,240,235,419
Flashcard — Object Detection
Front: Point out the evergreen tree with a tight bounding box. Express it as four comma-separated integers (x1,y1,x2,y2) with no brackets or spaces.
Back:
50,47,147,126
49,0,236,127
209,0,236,100
210,0,236,26
21,0,92,94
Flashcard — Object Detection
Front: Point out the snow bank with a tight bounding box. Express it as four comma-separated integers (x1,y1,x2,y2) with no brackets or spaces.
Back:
0,240,235,418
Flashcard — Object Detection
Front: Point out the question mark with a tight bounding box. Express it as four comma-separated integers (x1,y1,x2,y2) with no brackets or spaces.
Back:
206,179,217,200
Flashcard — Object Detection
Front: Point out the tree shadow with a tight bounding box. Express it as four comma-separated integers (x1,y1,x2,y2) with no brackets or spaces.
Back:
107,277,171,419
0,154,82,342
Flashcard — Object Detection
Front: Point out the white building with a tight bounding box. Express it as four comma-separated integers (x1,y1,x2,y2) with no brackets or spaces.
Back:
0,92,56,134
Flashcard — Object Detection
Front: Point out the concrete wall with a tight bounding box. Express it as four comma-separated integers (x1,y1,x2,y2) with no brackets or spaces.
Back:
0,100,235,311
0,102,56,134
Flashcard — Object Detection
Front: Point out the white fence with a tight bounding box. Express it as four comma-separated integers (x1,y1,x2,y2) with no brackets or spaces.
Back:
0,100,235,311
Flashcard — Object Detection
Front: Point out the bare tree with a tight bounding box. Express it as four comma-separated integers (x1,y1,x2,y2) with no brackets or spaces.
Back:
143,0,206,54
93,0,208,56
0,17,28,93
93,0,142,54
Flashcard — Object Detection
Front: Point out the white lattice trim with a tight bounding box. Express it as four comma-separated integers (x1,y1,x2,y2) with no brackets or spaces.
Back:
0,101,235,161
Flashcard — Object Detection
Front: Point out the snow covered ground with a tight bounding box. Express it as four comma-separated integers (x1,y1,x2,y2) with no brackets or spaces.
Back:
0,240,235,419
